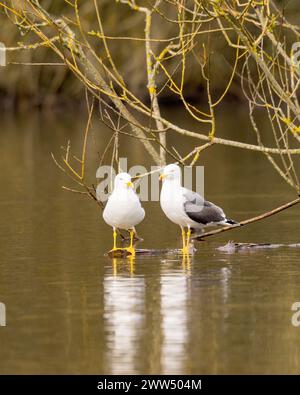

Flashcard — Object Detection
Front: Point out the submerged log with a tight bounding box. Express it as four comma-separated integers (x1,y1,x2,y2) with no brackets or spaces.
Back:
106,241,300,257
106,246,197,258
217,241,300,253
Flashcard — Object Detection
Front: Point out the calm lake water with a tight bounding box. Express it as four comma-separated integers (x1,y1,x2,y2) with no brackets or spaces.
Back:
0,105,300,374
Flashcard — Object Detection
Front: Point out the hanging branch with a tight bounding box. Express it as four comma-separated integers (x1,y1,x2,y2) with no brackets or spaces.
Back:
2,0,300,204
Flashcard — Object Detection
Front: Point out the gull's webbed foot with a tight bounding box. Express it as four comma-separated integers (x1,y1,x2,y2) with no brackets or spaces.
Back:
125,246,135,256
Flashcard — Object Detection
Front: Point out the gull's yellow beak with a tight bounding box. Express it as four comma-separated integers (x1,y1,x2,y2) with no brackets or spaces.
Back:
126,181,134,188
159,174,165,181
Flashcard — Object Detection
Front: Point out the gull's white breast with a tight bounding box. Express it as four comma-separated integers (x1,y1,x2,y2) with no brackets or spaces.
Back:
103,189,145,230
160,183,191,227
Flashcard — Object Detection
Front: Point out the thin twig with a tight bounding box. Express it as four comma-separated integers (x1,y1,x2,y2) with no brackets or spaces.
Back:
193,197,300,241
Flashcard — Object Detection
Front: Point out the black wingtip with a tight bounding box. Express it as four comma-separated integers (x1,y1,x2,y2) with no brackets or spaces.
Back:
225,218,238,225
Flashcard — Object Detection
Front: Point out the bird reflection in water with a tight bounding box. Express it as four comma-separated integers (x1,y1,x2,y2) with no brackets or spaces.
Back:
104,258,145,375
105,253,193,374
182,253,191,275
111,256,135,276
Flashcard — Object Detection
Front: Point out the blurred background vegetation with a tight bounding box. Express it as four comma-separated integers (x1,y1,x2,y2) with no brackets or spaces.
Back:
1,0,299,109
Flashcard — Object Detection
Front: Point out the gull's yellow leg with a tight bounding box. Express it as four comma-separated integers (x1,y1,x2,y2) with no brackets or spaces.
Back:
186,227,192,254
130,229,134,248
126,229,135,256
181,226,189,254
112,228,117,250
186,228,192,252
181,226,186,249
109,228,121,255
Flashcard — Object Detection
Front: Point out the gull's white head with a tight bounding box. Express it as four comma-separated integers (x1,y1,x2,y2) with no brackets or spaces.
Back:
159,164,181,182
114,172,134,189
